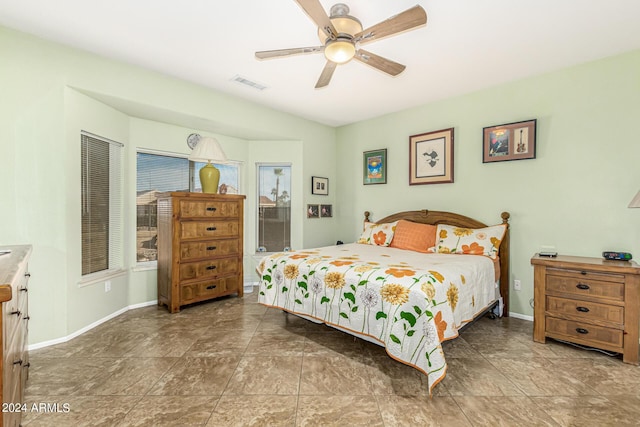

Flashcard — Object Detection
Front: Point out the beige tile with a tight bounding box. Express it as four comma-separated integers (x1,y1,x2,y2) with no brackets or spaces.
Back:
296,395,384,426
365,355,430,396
488,357,599,396
531,396,640,426
244,329,306,356
185,330,255,357
454,396,560,426
25,357,120,395
548,358,640,395
441,357,523,396
376,395,472,426
119,395,218,426
148,356,240,396
206,395,297,427
225,356,302,395
74,357,178,395
303,330,365,358
299,355,373,395
22,395,141,427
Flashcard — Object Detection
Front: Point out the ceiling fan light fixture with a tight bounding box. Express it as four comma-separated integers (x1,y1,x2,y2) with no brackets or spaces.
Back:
324,38,356,64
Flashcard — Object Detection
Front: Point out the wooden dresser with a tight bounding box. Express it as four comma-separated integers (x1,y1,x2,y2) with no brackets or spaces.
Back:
0,245,31,427
157,192,245,313
532,254,640,363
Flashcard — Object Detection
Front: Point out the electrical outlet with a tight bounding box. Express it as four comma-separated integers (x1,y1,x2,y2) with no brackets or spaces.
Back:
105,281,111,292
514,279,521,291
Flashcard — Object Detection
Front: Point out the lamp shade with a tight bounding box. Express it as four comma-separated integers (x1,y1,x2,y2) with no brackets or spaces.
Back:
629,190,640,208
188,136,227,164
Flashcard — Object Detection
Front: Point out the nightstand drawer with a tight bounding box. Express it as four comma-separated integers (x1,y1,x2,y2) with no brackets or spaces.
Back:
179,240,240,261
546,274,624,302
546,295,624,327
180,220,239,240
179,200,240,218
179,258,239,281
546,317,623,349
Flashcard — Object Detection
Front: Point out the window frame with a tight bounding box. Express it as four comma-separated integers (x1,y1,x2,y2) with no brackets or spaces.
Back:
256,162,292,254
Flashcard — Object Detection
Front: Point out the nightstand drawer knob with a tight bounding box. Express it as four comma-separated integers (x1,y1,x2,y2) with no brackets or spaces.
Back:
206,285,217,290
206,227,217,231
576,306,590,313
206,246,217,251
206,265,217,270
576,328,589,335
206,207,217,212
576,283,590,290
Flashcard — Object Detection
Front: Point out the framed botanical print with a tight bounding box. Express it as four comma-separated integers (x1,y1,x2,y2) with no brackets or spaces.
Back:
409,128,454,185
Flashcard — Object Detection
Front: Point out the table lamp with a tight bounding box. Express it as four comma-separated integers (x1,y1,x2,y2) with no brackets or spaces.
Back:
188,136,227,193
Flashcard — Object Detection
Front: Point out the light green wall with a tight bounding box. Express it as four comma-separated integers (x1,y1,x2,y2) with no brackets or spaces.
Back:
0,26,337,345
335,49,640,317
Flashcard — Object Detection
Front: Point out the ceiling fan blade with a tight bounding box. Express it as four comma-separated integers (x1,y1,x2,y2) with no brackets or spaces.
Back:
354,49,406,76
295,0,338,40
255,46,324,60
315,61,337,88
354,5,427,45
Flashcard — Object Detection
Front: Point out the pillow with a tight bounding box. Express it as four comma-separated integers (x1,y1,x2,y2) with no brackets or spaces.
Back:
357,221,398,246
390,220,437,253
429,223,506,259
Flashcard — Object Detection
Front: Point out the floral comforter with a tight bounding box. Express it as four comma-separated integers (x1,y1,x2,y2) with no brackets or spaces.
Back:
257,243,497,393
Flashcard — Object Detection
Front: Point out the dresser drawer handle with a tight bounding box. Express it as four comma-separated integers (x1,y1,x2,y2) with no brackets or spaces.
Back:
206,227,217,231
206,207,217,212
23,362,30,369
206,265,217,270
20,287,28,292
576,283,590,290
206,246,217,251
24,316,30,321
13,359,23,366
11,310,21,316
24,272,31,278
576,306,590,313
206,285,217,290
580,271,587,275
576,328,589,335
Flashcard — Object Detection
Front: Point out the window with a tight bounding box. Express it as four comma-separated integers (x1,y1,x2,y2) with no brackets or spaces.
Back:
136,150,240,263
81,132,123,276
257,164,291,252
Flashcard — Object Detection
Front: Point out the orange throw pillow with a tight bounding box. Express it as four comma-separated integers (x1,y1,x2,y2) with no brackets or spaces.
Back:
390,220,437,253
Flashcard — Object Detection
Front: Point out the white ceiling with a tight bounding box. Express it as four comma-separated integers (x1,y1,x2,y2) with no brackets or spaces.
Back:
2,0,640,128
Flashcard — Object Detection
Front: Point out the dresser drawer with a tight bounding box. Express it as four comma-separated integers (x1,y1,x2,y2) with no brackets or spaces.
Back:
180,220,239,240
179,239,240,261
179,200,240,218
181,276,240,303
179,258,239,281
546,317,623,349
546,295,624,327
546,273,624,302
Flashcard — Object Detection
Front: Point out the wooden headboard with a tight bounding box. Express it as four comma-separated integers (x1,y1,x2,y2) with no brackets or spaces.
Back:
365,209,511,317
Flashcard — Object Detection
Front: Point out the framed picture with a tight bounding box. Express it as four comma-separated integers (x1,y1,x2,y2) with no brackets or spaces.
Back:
320,204,332,218
307,204,319,218
363,149,387,185
483,119,537,163
311,176,328,195
409,128,454,185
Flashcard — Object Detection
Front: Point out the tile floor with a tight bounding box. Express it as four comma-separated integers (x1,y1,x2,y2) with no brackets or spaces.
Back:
23,290,640,426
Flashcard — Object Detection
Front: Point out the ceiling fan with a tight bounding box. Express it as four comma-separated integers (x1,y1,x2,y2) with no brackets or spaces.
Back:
255,1,427,88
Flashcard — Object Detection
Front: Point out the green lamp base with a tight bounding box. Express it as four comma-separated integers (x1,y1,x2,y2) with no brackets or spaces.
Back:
200,163,221,194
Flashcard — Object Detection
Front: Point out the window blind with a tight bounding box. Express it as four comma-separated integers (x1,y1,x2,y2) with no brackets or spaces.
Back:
81,132,123,276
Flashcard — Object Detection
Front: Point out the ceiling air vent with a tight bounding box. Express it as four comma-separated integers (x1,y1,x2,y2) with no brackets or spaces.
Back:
231,75,267,91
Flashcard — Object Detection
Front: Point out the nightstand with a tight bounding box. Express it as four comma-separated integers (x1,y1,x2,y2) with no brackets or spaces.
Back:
531,254,640,364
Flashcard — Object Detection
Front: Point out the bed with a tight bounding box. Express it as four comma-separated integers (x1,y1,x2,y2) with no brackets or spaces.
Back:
257,209,510,394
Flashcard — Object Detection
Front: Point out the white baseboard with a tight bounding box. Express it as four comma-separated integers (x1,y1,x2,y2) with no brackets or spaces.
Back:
28,300,157,351
508,312,533,322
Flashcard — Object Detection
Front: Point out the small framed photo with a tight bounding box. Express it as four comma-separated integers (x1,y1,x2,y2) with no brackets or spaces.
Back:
483,119,536,163
409,128,454,185
311,176,328,195
363,149,387,185
307,204,319,218
320,204,332,218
